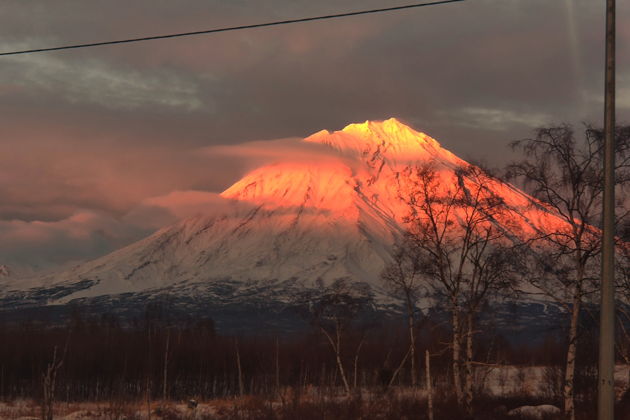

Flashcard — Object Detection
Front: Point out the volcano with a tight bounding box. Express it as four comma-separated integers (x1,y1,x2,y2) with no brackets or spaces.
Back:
0,118,567,331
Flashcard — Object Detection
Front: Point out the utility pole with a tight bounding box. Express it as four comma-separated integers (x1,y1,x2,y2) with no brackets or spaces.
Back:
598,0,615,418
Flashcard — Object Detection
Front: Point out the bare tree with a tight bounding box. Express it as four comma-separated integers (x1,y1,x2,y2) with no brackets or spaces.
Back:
41,346,65,420
381,240,424,386
616,220,630,387
506,124,630,420
235,338,244,397
395,163,520,414
296,278,374,396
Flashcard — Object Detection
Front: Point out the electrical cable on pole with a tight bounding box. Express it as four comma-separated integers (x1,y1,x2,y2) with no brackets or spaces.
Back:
0,0,463,57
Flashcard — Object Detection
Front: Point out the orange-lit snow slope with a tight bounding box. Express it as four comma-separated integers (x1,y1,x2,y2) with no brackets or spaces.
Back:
18,118,569,300
221,117,565,238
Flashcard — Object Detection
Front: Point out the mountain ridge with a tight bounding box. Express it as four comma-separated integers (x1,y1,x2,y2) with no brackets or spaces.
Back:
1,118,568,319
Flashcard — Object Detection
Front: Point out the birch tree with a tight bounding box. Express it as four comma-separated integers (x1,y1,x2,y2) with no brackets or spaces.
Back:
506,124,630,420
381,240,424,386
395,163,519,413
616,221,630,374
296,278,374,396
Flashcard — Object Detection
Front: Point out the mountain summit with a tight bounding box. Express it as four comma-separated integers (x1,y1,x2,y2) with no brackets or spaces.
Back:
0,119,566,327
221,118,469,224
306,118,464,164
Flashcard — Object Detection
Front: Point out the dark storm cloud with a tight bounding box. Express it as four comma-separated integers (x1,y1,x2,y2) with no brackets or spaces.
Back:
0,0,628,268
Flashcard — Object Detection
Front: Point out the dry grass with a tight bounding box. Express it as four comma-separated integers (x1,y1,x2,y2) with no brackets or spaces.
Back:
5,377,630,420
0,393,567,420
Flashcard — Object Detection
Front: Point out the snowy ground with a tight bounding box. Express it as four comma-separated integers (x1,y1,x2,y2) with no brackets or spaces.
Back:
0,399,222,420
1,365,628,419
479,365,629,398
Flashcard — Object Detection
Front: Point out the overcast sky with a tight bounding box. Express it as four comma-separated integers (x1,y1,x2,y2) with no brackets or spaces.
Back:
0,0,628,270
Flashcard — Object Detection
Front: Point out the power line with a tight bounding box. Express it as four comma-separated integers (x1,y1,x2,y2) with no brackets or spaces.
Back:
0,0,464,57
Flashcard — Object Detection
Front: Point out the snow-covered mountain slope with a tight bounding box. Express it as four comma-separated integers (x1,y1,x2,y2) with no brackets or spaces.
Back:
0,118,568,315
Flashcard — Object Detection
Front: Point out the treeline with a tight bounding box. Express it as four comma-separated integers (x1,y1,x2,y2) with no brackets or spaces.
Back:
0,306,598,404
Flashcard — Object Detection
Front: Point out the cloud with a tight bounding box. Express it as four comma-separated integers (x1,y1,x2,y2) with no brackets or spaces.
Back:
124,190,251,230
619,89,630,111
1,46,204,110
201,136,351,170
0,134,341,268
0,210,147,269
0,139,222,222
452,107,552,131
0,126,347,224
0,190,256,269
588,73,630,111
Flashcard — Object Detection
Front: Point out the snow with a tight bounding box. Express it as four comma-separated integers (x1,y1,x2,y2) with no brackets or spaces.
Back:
1,118,574,307
481,365,630,398
507,405,561,419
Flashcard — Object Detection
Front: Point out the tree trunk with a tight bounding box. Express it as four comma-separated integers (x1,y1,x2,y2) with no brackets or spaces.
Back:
333,342,351,395
235,339,244,397
41,346,62,420
408,299,417,386
452,307,464,405
334,322,352,396
563,291,581,420
464,312,474,416
275,337,280,394
145,378,152,420
426,350,434,420
353,337,365,389
388,346,411,388
163,330,170,402
321,323,351,396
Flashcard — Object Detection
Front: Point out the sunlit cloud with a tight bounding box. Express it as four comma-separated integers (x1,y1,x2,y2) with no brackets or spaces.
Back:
123,190,248,230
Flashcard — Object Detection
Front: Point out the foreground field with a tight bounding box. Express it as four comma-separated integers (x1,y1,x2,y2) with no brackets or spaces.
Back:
2,374,630,420
0,394,564,420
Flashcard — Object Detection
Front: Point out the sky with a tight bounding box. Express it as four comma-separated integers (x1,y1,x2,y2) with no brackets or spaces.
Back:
0,0,628,270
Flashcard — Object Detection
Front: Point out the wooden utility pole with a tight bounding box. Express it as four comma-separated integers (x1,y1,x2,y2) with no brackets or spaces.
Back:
598,0,616,417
